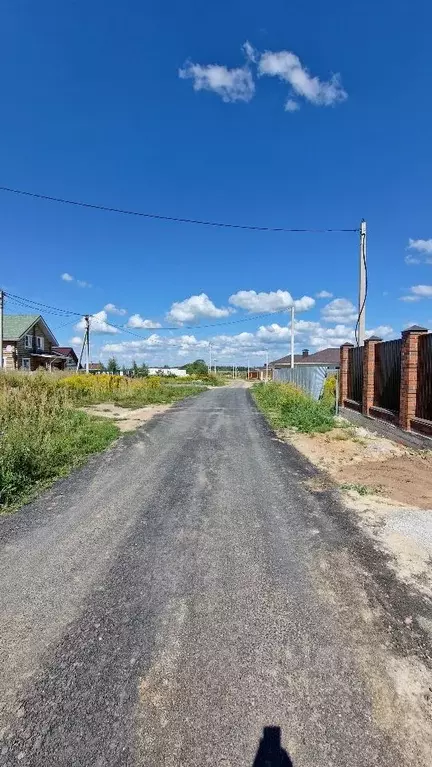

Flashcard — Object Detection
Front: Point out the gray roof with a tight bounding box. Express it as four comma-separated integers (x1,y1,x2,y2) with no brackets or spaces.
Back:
270,347,340,366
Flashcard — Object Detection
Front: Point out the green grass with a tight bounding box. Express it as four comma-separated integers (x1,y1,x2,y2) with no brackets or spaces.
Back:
252,381,335,434
110,384,206,408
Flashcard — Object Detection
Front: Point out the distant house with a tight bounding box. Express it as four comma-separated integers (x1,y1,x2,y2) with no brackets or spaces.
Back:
88,362,105,374
52,346,80,371
269,348,340,370
2,314,67,372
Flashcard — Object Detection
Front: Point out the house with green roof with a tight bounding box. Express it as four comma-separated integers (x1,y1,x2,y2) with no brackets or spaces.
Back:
2,314,67,371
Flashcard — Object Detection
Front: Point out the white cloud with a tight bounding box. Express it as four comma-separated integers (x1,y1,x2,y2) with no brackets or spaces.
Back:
228,289,314,313
179,61,255,103
75,310,120,335
407,238,432,254
167,293,231,324
61,272,91,287
242,40,257,63
258,49,347,107
405,255,421,265
70,336,82,345
366,325,393,339
285,99,300,112
401,285,432,302
127,313,162,329
411,284,432,297
315,290,333,299
104,303,127,316
321,298,357,323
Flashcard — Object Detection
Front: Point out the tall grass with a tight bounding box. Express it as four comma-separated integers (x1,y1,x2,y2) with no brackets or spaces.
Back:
0,371,206,510
58,373,207,406
0,374,118,509
252,381,335,433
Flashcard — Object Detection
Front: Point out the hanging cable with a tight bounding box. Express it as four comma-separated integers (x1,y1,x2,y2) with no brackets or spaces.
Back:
4,290,301,334
0,185,359,233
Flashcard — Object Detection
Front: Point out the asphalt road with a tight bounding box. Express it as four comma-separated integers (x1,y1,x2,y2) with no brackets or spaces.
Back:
0,385,431,766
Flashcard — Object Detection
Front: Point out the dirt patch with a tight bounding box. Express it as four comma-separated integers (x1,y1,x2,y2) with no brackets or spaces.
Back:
81,403,172,432
284,424,432,598
287,426,432,509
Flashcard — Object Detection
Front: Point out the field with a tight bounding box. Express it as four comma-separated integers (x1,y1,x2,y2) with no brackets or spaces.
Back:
0,372,207,511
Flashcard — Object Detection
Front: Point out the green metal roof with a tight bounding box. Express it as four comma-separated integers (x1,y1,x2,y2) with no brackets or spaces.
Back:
3,314,40,341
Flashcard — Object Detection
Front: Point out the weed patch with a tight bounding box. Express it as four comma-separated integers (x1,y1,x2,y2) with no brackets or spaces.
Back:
253,382,335,434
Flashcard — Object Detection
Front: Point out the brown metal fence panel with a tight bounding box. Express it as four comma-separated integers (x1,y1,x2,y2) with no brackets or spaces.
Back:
373,339,402,413
416,333,432,421
347,346,363,403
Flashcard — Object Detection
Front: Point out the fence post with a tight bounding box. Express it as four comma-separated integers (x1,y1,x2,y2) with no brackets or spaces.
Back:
399,325,428,431
362,336,381,416
339,343,353,406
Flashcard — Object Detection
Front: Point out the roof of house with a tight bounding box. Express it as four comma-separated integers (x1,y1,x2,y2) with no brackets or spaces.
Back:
3,314,40,341
89,362,104,370
3,314,59,345
52,346,78,361
269,347,340,366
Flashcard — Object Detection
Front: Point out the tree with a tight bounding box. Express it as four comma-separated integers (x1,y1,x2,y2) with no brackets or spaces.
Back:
139,362,149,377
185,359,208,376
132,360,139,377
107,356,119,374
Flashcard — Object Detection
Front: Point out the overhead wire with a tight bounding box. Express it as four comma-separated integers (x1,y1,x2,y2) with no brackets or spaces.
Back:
3,290,298,334
0,185,359,233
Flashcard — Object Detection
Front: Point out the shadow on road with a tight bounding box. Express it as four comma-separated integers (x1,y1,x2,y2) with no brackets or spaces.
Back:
252,726,293,766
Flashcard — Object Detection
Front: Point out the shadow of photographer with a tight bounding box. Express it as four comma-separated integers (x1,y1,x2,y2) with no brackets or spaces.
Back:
252,726,293,766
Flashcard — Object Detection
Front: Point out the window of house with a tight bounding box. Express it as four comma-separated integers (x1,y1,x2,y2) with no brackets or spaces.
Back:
22,358,30,370
36,336,44,351
24,334,32,349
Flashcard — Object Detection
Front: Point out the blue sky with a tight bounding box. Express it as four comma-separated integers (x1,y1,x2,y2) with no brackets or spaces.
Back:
1,0,432,365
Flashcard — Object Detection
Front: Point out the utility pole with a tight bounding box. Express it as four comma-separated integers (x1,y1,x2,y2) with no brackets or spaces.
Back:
208,342,212,373
358,219,367,346
247,359,250,380
265,350,269,383
290,305,295,369
85,315,90,374
0,290,3,370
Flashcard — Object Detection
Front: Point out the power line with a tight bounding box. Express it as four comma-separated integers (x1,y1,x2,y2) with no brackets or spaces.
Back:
5,291,82,316
3,290,297,334
0,185,359,233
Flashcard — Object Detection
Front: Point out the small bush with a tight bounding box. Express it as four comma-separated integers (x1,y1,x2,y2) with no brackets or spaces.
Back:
252,382,335,434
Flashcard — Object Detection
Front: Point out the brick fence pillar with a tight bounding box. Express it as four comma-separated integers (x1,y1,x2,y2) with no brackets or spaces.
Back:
339,342,353,405
362,336,382,416
399,325,428,431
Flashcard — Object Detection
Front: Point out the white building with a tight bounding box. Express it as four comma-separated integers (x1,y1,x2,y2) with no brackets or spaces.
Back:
148,367,187,377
